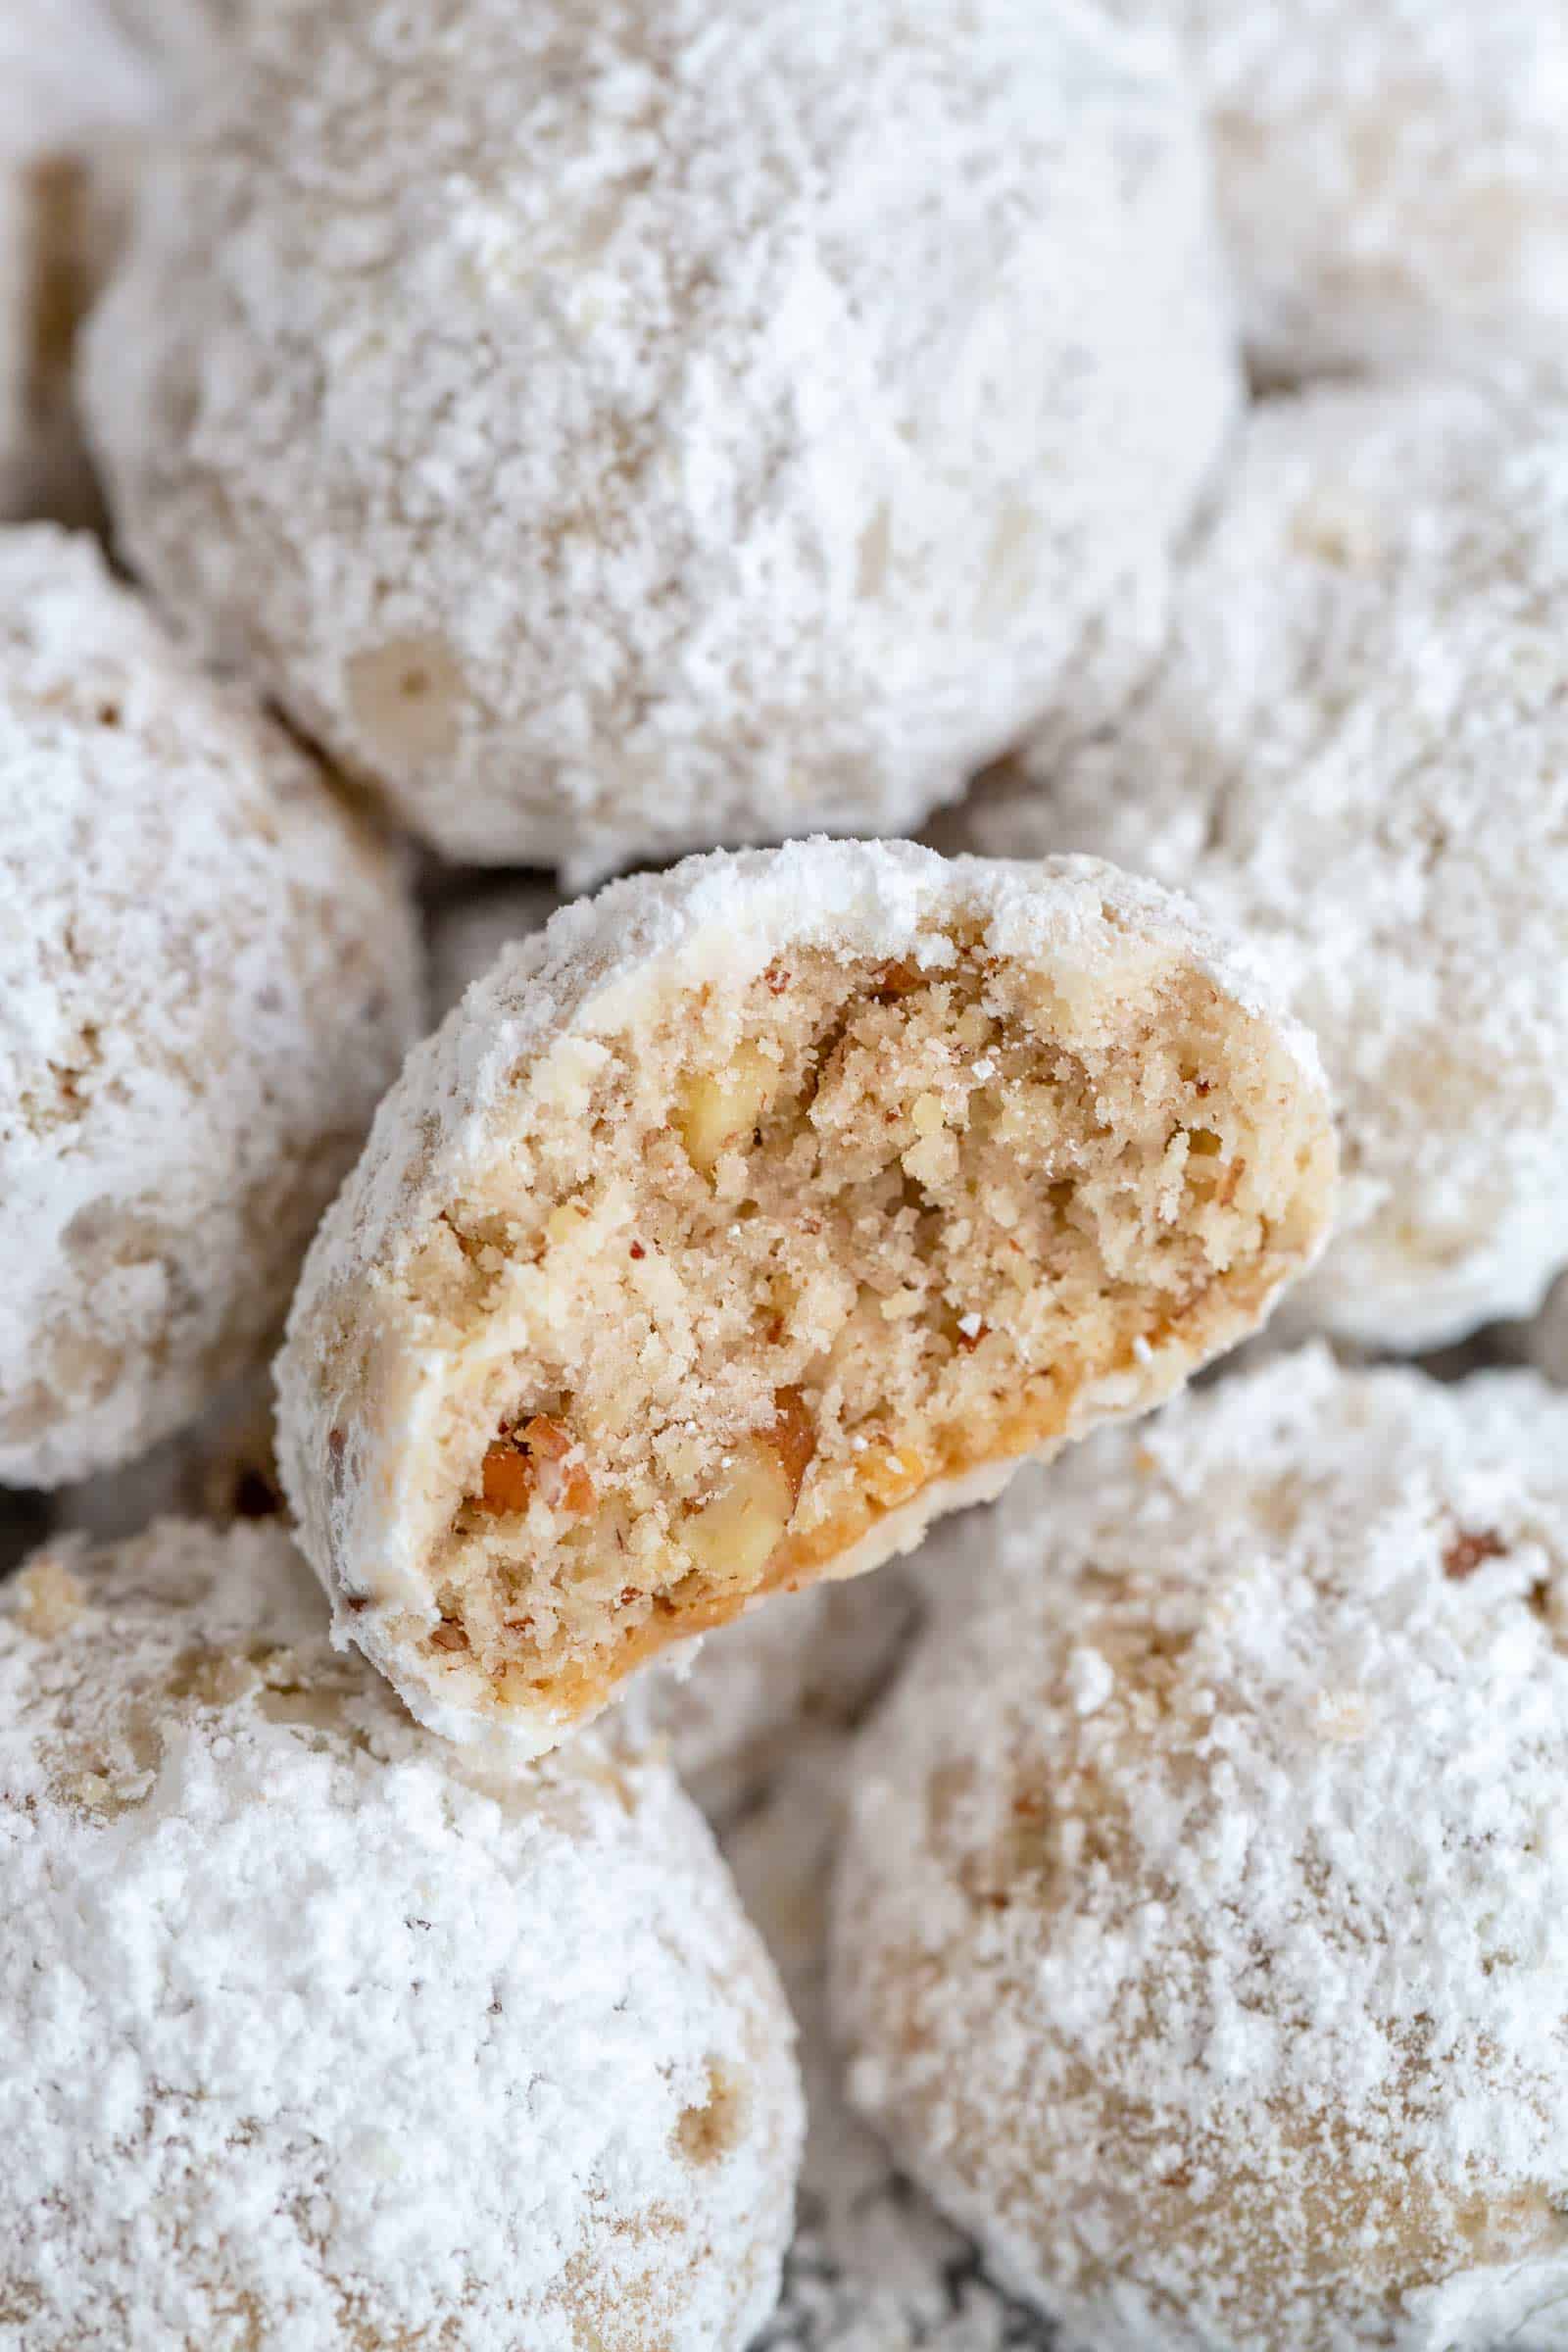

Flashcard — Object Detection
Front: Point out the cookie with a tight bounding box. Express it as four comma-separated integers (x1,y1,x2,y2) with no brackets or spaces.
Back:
83,0,1238,883
1176,0,1568,376
0,525,421,1485
275,838,1335,1759
833,1348,1568,2351
0,1518,802,2349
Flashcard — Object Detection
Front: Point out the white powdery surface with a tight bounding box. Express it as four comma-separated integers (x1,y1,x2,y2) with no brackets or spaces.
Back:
275,836,1326,1762
0,525,422,1486
959,367,1568,1351
1174,0,1568,377
425,875,563,1026
831,1348,1568,2352
0,1519,802,2350
54,1365,282,1542
84,0,1238,884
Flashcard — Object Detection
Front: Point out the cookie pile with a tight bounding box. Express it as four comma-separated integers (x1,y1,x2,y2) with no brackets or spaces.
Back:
3,3,1568,2347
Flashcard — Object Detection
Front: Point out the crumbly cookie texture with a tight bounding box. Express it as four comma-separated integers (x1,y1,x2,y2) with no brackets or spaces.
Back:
0,525,422,1487
426,876,563,1026
275,838,1336,1761
958,368,1568,1351
832,1348,1568,2352
84,0,1238,885
0,1518,802,2351
55,1367,283,1542
1175,0,1568,378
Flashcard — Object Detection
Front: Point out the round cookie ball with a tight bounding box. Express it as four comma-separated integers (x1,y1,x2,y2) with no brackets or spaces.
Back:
0,524,422,1487
832,1348,1568,2352
956,368,1568,1350
83,0,1239,884
0,1519,803,2350
275,837,1336,1762
1175,0,1568,379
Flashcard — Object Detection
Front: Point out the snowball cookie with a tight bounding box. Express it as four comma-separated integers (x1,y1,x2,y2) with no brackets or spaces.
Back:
83,0,1240,885
832,1348,1568,2352
0,1519,804,2351
275,838,1336,1761
1176,0,1568,379
55,1367,282,1542
0,526,422,1487
426,875,562,1026
956,368,1568,1351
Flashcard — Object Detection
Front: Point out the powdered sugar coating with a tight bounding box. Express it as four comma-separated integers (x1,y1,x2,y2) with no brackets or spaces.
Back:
275,836,1331,1760
957,368,1568,1349
83,0,1238,884
0,1517,802,2349
1176,0,1568,377
832,1348,1568,2350
426,876,562,1026
0,525,422,1486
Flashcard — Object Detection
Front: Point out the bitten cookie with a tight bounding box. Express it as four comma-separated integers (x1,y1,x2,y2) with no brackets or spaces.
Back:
275,839,1336,1760
0,525,422,1486
832,1348,1568,2352
956,368,1568,1350
83,0,1238,883
0,1519,802,2351
1175,0,1568,378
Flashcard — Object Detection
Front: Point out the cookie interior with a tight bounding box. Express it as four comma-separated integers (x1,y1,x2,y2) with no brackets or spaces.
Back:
404,924,1333,1728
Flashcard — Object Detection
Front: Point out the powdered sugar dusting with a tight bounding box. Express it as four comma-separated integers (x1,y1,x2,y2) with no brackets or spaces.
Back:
832,1348,1568,2349
85,0,1237,882
1175,0,1568,376
0,524,422,1486
0,1516,802,2348
960,366,1568,1349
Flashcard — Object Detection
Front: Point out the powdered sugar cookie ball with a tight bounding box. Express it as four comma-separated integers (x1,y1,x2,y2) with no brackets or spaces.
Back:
1177,0,1568,378
426,875,562,1024
83,0,1238,885
0,525,422,1487
833,1348,1568,2351
0,1519,803,2350
956,368,1568,1350
275,838,1336,1762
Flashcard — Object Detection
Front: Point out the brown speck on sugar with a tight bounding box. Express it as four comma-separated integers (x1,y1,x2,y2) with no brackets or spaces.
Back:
1444,1528,1507,1581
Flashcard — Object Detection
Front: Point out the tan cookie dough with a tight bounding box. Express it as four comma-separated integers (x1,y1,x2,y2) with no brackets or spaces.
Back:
1175,0,1568,377
956,367,1568,1350
0,1518,802,2350
0,525,422,1486
833,1348,1568,2351
276,838,1336,1761
84,0,1238,883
